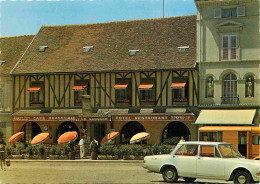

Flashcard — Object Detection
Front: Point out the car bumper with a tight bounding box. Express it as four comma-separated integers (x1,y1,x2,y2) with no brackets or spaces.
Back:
142,164,147,169
253,175,260,182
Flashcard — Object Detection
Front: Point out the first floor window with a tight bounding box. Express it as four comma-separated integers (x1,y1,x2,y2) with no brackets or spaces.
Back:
73,80,89,106
222,35,237,60
28,83,44,106
138,80,155,105
114,80,131,105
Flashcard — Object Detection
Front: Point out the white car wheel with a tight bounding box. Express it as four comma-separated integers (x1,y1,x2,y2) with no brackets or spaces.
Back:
233,171,252,184
162,167,178,183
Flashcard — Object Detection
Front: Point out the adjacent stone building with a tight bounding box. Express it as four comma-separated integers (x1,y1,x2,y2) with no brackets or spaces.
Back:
0,35,34,141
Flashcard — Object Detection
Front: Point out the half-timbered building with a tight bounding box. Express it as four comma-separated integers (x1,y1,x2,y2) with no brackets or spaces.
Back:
11,15,199,145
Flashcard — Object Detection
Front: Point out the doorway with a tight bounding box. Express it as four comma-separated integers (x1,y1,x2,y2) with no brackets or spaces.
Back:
93,123,106,143
238,131,247,157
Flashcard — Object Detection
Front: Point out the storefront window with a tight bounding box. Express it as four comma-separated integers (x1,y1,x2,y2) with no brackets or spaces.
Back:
252,135,260,145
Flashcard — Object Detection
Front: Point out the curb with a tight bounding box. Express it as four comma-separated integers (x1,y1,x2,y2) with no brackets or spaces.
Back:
9,159,144,163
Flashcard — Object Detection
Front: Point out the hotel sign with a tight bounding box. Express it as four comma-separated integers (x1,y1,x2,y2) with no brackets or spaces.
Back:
112,115,195,122
12,115,111,122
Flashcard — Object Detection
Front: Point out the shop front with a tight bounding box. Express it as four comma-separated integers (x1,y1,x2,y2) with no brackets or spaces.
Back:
12,114,111,145
112,114,197,144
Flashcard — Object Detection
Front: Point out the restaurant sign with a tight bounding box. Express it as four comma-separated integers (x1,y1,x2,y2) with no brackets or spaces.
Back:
12,115,111,122
112,115,195,122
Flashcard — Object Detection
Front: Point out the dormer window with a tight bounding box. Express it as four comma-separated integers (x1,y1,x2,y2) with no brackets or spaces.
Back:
129,50,139,56
178,46,189,53
83,46,93,52
39,46,48,52
0,50,2,54
0,61,5,66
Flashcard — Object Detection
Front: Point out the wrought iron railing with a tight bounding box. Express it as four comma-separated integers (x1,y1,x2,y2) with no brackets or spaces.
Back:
221,96,239,104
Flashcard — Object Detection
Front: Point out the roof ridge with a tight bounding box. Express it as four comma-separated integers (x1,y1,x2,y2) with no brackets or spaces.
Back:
0,35,34,39
42,14,196,28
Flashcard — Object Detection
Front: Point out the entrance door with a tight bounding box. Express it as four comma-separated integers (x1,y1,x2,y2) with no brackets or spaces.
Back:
238,131,247,157
94,123,106,143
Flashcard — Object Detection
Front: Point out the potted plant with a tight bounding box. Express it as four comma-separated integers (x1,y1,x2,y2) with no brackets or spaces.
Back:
60,144,70,159
98,144,118,160
12,143,25,159
49,146,59,160
67,142,75,160
25,146,34,159
37,144,46,159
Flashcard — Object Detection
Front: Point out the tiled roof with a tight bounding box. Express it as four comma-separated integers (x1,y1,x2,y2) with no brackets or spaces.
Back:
13,15,196,74
0,35,34,75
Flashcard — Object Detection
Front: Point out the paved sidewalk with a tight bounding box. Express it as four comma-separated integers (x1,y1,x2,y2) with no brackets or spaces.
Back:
9,158,144,163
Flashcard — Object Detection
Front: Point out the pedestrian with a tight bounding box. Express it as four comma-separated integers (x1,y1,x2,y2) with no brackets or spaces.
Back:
179,136,185,144
0,139,7,171
90,137,99,160
78,135,86,159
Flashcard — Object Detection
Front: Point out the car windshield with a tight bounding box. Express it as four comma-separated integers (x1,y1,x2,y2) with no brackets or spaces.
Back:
218,144,243,158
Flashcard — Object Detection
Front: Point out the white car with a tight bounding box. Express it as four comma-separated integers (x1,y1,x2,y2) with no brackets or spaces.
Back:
143,142,260,184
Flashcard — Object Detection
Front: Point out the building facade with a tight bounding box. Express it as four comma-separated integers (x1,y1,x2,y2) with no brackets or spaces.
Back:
0,35,34,141
195,0,260,156
11,16,199,145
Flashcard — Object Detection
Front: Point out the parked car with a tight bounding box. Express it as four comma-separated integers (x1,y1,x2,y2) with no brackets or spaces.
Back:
143,142,260,184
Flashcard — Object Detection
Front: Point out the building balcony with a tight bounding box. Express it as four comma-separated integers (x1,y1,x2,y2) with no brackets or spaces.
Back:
221,96,239,105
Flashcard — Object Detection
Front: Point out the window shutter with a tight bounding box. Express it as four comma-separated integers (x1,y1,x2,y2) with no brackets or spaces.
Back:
237,6,245,17
214,7,222,18
230,36,237,60
222,36,229,60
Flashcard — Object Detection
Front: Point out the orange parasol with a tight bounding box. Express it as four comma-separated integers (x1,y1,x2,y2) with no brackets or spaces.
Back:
100,132,119,145
130,132,150,144
8,132,24,144
57,131,78,144
31,133,49,146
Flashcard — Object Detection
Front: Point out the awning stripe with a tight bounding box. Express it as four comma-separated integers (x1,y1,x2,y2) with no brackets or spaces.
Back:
114,81,130,89
171,80,187,89
27,87,41,92
195,109,256,125
139,80,154,90
72,86,86,91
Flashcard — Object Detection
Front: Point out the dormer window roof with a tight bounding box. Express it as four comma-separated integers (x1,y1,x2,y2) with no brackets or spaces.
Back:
0,61,6,66
83,46,93,52
39,46,48,52
178,46,189,52
129,49,139,56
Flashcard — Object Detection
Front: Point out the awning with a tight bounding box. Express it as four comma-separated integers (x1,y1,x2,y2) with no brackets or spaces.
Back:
114,81,130,90
27,85,41,92
171,79,187,89
72,85,86,91
138,80,154,90
195,109,256,125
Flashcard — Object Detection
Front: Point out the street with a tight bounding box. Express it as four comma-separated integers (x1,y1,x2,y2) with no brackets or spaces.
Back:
0,161,232,183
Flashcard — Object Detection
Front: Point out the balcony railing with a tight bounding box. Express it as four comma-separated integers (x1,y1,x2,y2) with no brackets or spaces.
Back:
221,96,239,104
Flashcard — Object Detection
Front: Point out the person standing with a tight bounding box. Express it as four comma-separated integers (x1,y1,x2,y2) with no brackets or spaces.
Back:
90,137,99,160
178,136,185,144
78,136,86,159
0,139,7,171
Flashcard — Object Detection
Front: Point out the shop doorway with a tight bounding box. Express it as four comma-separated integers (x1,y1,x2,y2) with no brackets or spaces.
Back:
20,122,41,147
120,121,146,144
162,121,190,145
56,121,80,143
93,123,106,143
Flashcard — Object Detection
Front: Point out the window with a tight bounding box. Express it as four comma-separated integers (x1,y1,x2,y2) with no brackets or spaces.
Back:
83,46,93,52
245,76,254,97
129,50,139,56
222,73,238,104
214,6,245,18
171,79,188,104
28,83,44,106
218,144,242,158
222,35,237,60
39,46,48,52
252,135,260,145
73,80,90,106
114,80,131,105
178,46,189,52
139,80,155,105
0,61,5,66
200,132,223,142
200,145,218,158
175,144,198,156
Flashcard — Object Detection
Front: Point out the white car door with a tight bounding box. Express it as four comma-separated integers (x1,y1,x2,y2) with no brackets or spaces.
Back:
175,144,198,177
196,145,225,179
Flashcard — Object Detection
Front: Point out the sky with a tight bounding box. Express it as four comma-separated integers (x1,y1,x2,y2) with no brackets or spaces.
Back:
0,0,197,37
